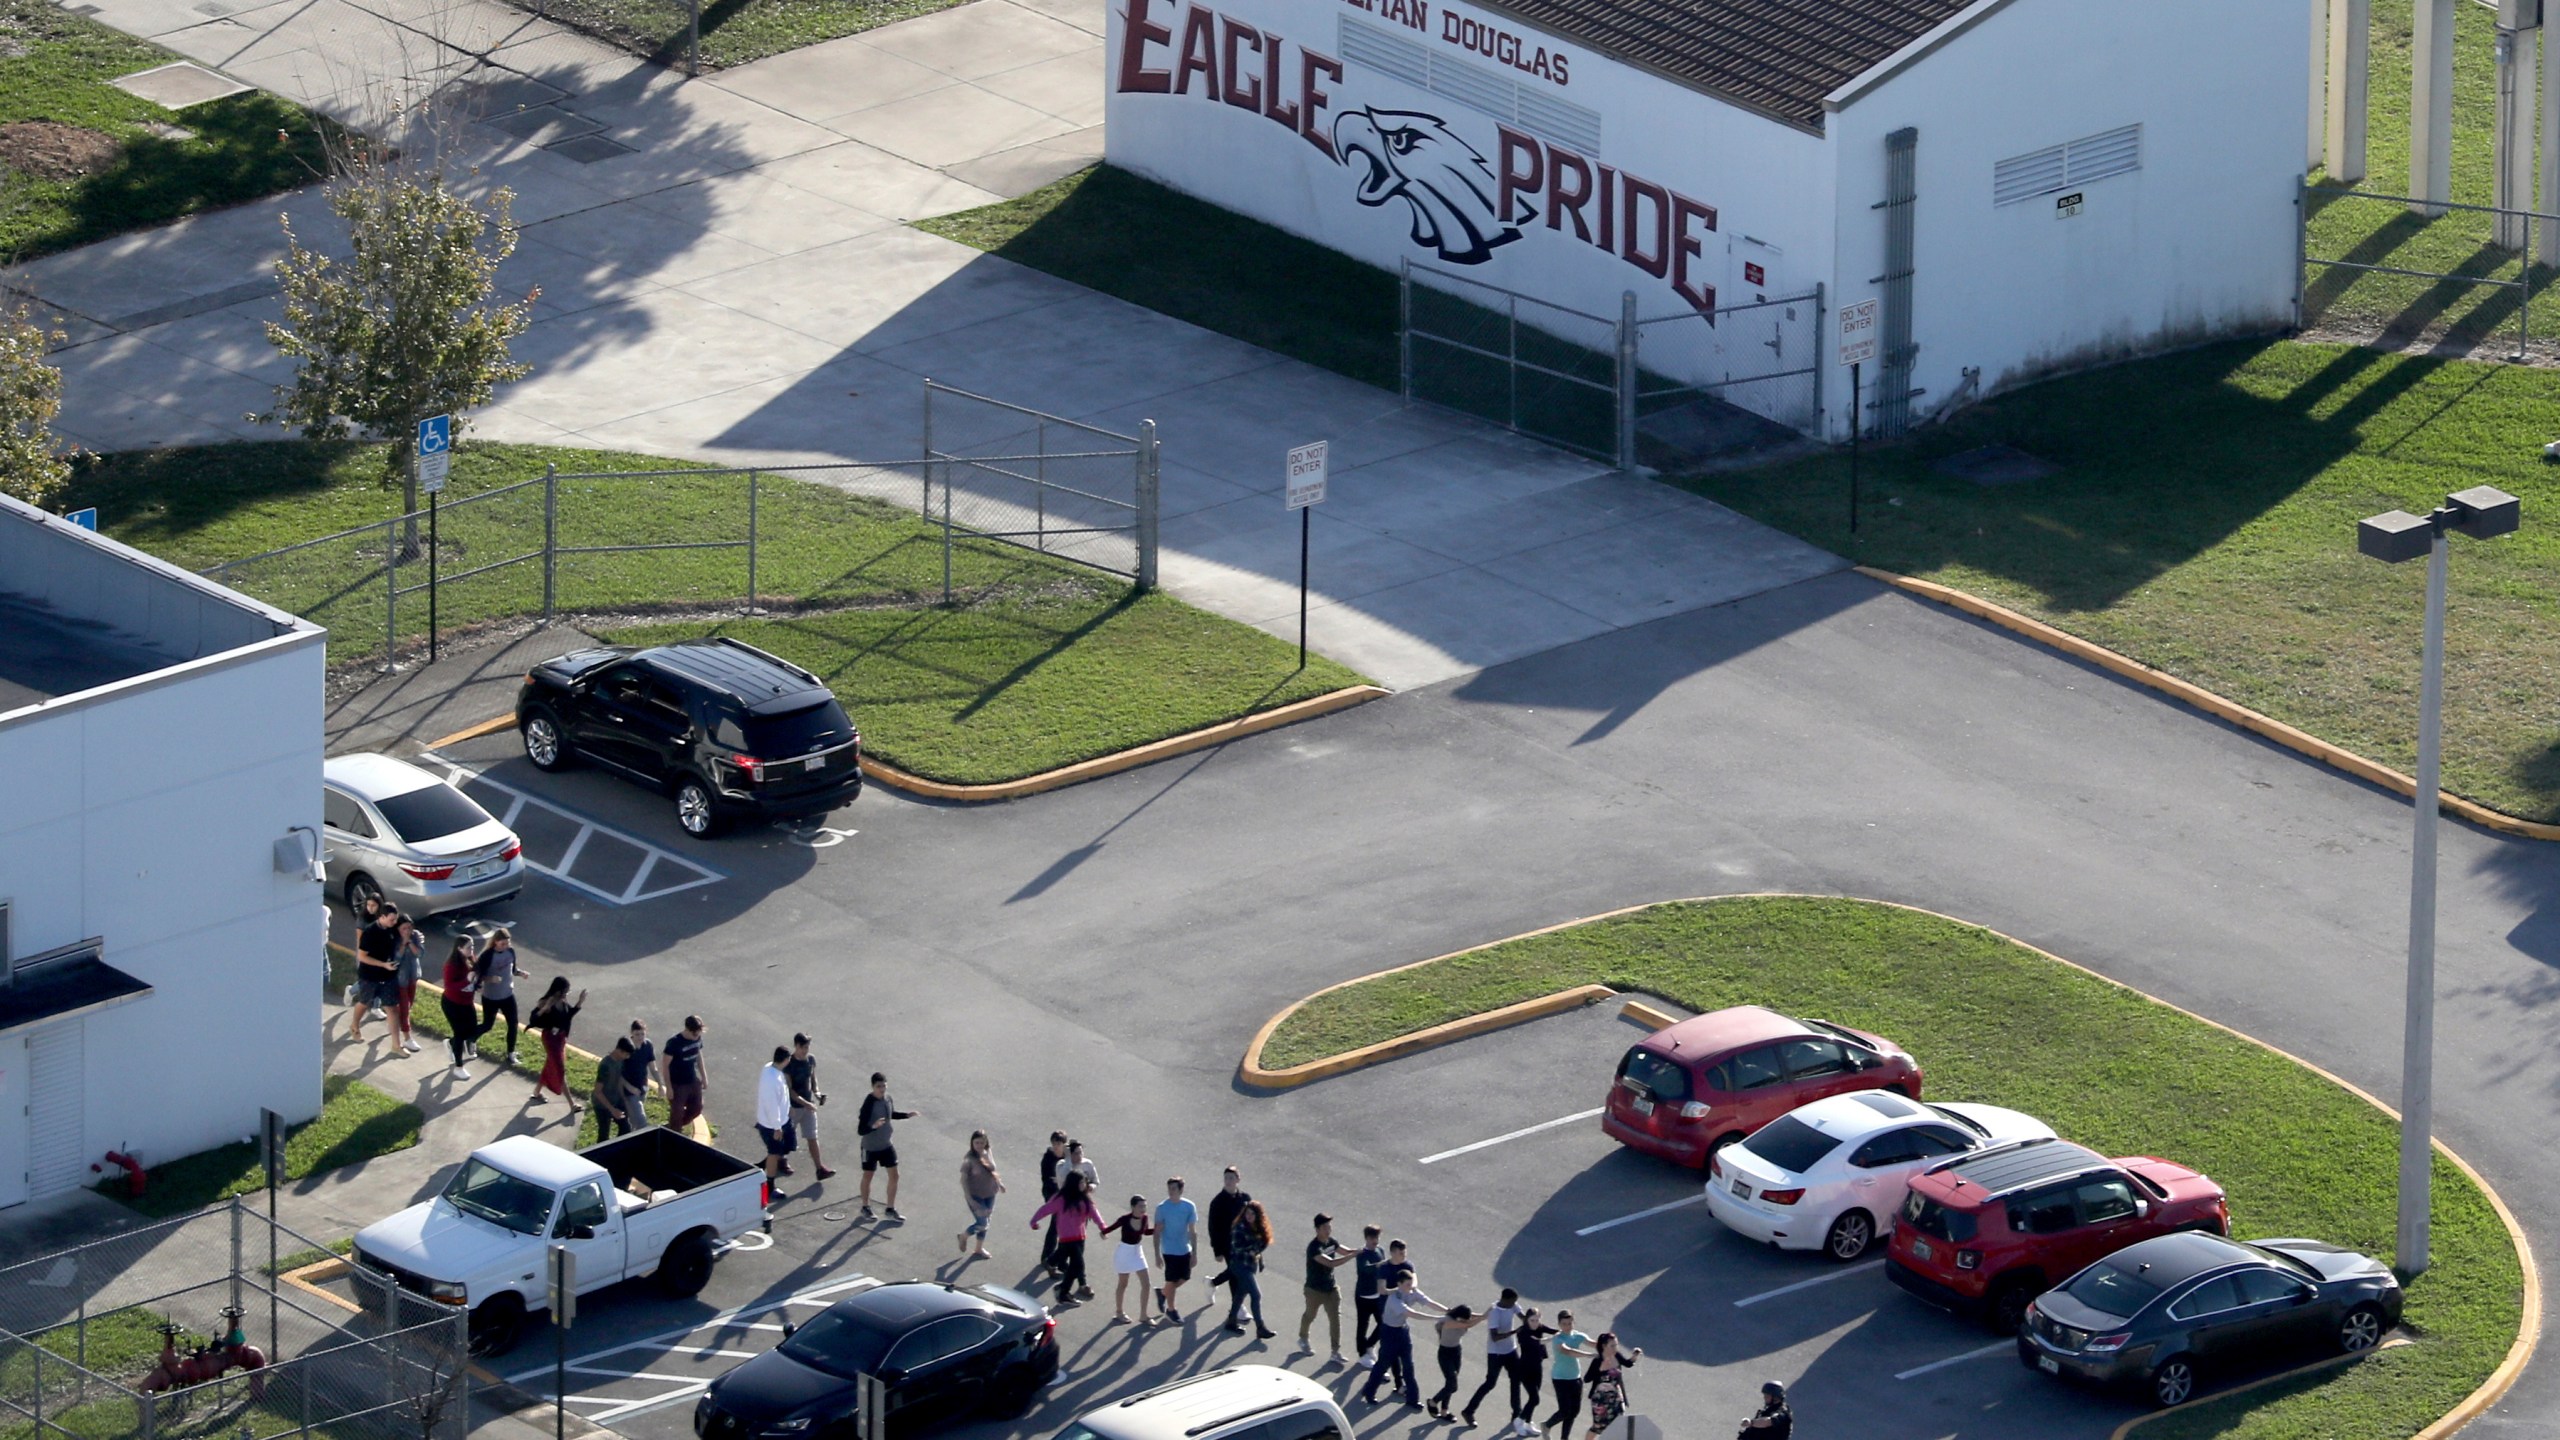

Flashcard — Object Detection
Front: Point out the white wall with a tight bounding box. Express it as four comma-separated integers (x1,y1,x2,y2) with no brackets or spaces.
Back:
1825,0,2305,437
1103,0,1833,383
0,637,326,1183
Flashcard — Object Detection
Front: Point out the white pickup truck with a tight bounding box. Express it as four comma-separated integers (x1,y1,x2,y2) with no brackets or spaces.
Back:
352,1130,768,1355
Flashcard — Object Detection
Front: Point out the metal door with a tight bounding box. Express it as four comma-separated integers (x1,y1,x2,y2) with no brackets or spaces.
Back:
0,1035,28,1208
27,1026,84,1197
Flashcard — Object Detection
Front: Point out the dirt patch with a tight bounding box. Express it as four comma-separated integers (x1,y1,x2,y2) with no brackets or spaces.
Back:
0,121,121,181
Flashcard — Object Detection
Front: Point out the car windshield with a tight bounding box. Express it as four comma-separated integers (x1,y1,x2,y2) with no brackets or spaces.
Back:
1050,1426,1107,1440
2246,1243,2324,1282
1926,1104,1990,1138
1739,1116,1840,1174
372,783,491,844
1617,1049,1690,1101
778,1307,900,1379
740,702,852,755
442,1159,554,1235
2060,1260,2164,1319
1901,1191,1978,1244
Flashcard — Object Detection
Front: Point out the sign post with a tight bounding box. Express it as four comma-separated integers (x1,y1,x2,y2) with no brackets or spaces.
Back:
1285,441,1329,670
1837,303,1879,534
417,416,451,662
260,1108,283,1353
547,1245,576,1440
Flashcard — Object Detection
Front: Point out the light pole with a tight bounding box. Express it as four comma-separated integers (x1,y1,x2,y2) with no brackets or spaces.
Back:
2355,484,2519,1279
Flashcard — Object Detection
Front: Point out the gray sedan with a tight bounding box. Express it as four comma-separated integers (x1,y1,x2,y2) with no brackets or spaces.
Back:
2018,1229,2402,1407
322,753,524,918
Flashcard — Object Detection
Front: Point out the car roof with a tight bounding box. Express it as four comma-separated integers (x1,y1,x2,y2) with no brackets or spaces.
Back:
1638,1005,1806,1062
827,1281,1003,1331
323,752,446,801
639,642,831,714
2094,1230,2262,1290
1074,1366,1336,1440
471,1135,597,1189
1923,1138,2111,1201
1771,1089,1935,1141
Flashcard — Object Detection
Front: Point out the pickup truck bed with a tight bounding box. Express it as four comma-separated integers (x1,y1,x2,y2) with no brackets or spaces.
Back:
588,1127,760,1199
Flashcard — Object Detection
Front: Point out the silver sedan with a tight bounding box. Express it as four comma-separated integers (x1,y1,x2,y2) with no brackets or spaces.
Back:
322,753,524,918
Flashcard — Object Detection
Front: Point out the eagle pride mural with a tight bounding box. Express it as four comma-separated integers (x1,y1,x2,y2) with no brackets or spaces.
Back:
1113,0,1724,318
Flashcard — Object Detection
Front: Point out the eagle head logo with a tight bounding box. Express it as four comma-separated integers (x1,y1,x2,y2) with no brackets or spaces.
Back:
1332,107,1530,265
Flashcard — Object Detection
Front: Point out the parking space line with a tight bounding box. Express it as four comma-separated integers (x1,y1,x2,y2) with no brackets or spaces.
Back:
1893,1340,2013,1381
1574,1193,1705,1236
416,751,726,907
1731,1258,1885,1307
1419,1109,1603,1164
503,1274,878,1385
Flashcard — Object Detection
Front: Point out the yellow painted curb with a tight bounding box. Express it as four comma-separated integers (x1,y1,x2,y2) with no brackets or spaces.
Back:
1857,567,2560,843
1243,984,1615,1088
1618,997,1686,1031
1243,893,2538,1437
857,685,1391,802
418,686,1391,805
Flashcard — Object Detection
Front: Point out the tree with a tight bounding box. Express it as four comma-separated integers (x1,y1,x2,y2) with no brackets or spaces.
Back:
258,134,538,527
0,301,69,509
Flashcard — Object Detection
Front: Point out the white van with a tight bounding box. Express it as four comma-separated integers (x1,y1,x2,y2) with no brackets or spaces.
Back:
1056,1366,1346,1440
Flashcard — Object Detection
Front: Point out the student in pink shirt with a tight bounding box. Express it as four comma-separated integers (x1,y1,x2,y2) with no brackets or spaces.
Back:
1029,1172,1103,1306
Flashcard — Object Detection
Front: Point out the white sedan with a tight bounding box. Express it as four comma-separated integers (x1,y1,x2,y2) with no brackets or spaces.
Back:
1704,1090,2053,1261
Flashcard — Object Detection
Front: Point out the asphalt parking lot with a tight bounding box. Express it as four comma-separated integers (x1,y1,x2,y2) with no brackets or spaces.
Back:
356,570,2560,1438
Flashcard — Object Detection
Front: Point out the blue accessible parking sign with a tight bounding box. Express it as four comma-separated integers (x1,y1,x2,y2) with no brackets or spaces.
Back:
416,414,452,493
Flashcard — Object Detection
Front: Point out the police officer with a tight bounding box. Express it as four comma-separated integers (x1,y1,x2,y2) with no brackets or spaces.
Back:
1737,1381,1792,1438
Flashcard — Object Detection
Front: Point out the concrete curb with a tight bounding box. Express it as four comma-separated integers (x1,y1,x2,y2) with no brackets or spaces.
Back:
422,686,1392,805
855,685,1391,802
1240,893,2539,1438
1856,567,2560,843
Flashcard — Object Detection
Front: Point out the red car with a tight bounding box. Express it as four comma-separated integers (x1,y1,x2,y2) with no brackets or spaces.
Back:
1886,1138,2230,1335
1600,1006,1923,1168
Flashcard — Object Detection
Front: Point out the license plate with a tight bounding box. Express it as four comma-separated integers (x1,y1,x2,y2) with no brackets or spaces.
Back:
1730,1180,1751,1200
2037,1356,2059,1375
1630,1095,1653,1116
807,753,825,771
456,860,498,882
1913,1240,1933,1262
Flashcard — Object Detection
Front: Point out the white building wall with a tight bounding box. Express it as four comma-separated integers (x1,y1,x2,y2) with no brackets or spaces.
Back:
0,637,326,1185
1824,0,2305,438
1103,0,1834,382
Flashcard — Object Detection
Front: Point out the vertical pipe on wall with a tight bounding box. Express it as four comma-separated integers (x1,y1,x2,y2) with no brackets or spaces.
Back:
2410,0,2455,214
1875,127,1919,441
2329,0,2371,182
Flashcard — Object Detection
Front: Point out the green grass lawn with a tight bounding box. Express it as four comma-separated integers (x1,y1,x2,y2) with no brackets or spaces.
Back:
1263,896,2524,1440
1681,338,2560,822
2305,0,2553,355
515,0,963,70
77,440,1371,783
107,1074,422,1219
603,595,1367,784
920,166,1403,390
0,0,330,260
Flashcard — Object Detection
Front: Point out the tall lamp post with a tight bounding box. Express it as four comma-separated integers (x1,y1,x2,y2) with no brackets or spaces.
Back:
2355,484,2520,1279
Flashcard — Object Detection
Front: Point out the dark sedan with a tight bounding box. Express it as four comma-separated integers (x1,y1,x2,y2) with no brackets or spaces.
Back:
696,1282,1056,1439
2019,1230,2402,1407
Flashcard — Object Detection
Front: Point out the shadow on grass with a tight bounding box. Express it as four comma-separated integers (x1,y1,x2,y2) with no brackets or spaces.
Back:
952,588,1139,721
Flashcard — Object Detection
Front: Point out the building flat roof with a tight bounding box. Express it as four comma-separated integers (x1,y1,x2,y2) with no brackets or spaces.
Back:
0,591,189,712
1483,0,1977,130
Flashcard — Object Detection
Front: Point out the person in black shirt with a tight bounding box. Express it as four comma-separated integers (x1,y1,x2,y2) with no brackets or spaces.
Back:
785,1034,830,1181
1039,1132,1069,1271
856,1072,918,1221
351,907,402,1044
1297,1213,1356,1360
1737,1381,1791,1439
663,1017,706,1132
1352,1224,1387,1364
1205,1167,1248,1292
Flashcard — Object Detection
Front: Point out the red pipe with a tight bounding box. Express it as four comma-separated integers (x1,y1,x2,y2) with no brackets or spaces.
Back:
98,1150,145,1197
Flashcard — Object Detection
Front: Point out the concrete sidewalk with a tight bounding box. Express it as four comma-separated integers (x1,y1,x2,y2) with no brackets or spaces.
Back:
29,0,1840,689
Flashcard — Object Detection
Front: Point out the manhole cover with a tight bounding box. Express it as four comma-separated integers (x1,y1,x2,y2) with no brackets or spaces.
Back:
111,61,253,109
1933,443,2060,488
546,133,633,164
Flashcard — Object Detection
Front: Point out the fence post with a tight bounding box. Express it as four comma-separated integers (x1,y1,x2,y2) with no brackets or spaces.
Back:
383,519,399,672
299,1353,312,1440
941,456,954,606
1616,292,1639,472
1136,420,1160,593
1035,421,1048,553
688,0,700,78
31,1344,41,1438
542,464,558,623
452,1305,472,1440
2293,177,2309,333
920,382,935,518
1398,258,1414,404
2522,211,2534,361
230,1197,245,1315
747,470,760,611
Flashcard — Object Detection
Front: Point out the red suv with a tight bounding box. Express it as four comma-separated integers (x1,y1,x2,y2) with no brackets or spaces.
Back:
1886,1138,2229,1335
1601,1006,1922,1168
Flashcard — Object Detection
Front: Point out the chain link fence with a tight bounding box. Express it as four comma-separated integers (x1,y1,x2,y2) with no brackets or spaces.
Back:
1398,260,1824,469
198,384,1161,667
0,1200,466,1440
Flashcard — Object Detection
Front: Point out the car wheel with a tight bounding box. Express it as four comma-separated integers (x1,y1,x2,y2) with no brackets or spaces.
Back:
655,1231,717,1298
2338,1303,2387,1354
522,710,571,772
468,1294,525,1358
1986,1277,2038,1337
2149,1356,2196,1408
344,873,383,915
1704,1132,1745,1169
1824,1210,1874,1262
989,1362,1042,1419
674,777,724,838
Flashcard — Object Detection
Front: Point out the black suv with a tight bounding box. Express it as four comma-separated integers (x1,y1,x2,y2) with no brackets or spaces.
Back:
516,639,860,837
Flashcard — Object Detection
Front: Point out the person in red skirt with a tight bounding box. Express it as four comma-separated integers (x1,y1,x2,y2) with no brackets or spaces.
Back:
529,977,587,1114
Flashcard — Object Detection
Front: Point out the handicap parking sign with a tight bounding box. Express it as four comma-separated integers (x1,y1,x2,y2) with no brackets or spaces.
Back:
416,414,452,492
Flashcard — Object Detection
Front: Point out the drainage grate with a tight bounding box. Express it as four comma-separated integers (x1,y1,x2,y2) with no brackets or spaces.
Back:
546,133,633,163
1933,443,2059,488
110,60,253,107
